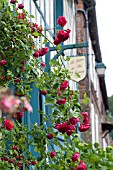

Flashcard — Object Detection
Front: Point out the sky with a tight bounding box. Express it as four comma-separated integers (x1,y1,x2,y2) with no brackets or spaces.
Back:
96,0,113,97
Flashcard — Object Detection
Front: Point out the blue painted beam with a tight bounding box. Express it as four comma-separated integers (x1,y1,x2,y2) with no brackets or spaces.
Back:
49,42,88,51
33,0,54,38
49,42,89,67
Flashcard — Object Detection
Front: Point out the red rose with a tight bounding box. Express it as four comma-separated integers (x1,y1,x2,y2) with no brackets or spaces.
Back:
12,146,18,150
55,122,68,134
18,3,24,9
17,12,25,20
10,0,16,4
55,121,75,135
56,98,66,105
76,166,85,170
17,112,24,119
54,29,71,45
57,16,67,27
76,160,86,170
4,119,14,131
33,51,40,58
14,78,20,83
81,112,88,118
31,23,43,34
0,60,6,66
47,133,53,140
16,155,20,159
34,23,39,29
60,80,68,90
54,37,61,45
71,152,80,162
18,162,23,168
50,151,56,158
79,123,90,132
39,47,49,56
66,129,74,136
41,90,47,96
69,117,80,125
57,30,70,42
1,157,8,161
31,160,37,165
83,117,90,124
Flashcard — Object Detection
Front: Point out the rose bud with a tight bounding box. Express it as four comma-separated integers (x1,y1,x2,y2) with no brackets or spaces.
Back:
10,0,16,4
41,62,46,67
50,151,56,158
14,78,20,83
18,3,24,9
12,146,18,150
41,90,47,96
47,133,53,140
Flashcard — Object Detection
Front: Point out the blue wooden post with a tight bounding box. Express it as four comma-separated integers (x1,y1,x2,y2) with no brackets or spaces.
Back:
30,84,40,125
54,0,63,33
45,42,52,128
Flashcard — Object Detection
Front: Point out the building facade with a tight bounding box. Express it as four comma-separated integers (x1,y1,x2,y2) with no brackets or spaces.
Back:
76,0,112,148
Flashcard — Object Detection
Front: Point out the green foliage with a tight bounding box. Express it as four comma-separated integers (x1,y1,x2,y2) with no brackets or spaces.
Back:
82,93,89,105
0,0,44,96
1,122,113,170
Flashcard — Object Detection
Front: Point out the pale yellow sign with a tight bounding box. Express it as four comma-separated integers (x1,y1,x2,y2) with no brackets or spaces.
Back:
68,56,86,82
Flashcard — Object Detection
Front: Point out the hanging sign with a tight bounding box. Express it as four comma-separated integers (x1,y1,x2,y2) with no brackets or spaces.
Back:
68,56,86,82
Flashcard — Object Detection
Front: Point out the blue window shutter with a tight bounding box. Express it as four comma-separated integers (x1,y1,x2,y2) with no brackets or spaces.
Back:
30,84,40,125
